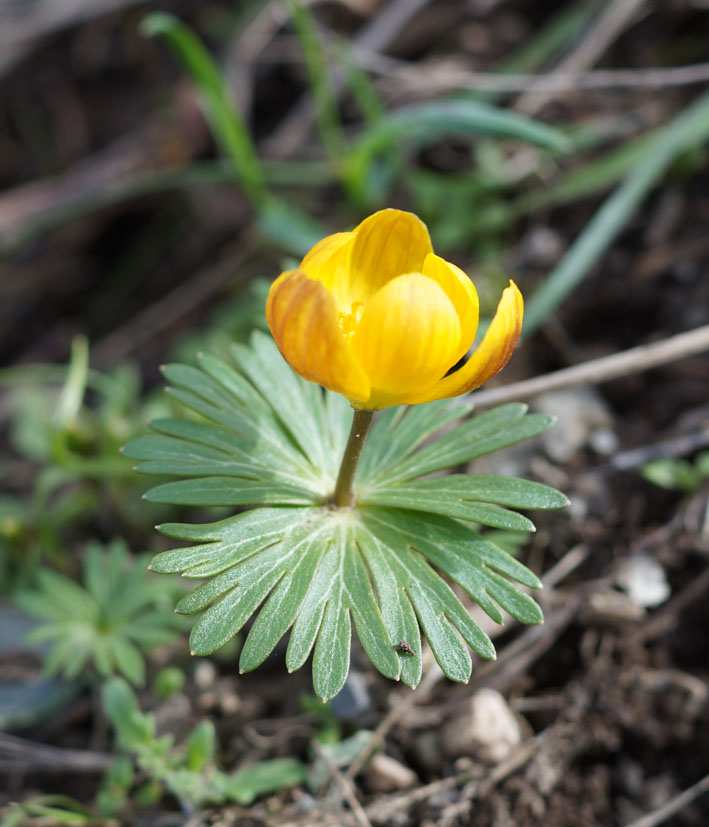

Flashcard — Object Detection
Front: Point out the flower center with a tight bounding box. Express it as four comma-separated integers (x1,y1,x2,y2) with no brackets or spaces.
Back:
338,301,364,338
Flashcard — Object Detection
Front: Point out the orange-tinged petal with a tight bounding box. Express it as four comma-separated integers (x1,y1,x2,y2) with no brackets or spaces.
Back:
347,209,433,302
300,231,355,290
422,253,479,364
351,273,461,409
266,270,370,403
406,280,523,404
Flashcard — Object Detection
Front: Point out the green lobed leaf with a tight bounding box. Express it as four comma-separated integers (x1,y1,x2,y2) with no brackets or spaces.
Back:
144,477,319,507
367,404,553,484
215,758,307,805
162,363,310,460
128,333,566,696
367,509,543,626
351,522,422,688
159,363,316,478
103,678,153,750
153,508,307,575
361,482,537,532
185,720,217,773
126,334,376,509
147,494,548,693
231,333,338,477
357,398,473,483
359,519,481,683
21,541,179,686
364,474,568,516
154,507,401,700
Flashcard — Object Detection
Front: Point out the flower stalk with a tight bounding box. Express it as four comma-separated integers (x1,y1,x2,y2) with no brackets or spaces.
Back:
332,409,374,507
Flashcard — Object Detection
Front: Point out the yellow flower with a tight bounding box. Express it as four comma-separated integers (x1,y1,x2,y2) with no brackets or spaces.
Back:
266,209,523,410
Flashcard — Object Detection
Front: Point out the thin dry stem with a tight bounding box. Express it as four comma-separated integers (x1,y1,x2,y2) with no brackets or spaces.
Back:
468,324,709,409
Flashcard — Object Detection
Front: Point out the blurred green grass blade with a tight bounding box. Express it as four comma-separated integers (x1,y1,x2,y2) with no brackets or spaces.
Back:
515,129,657,214
285,0,347,165
333,37,393,206
333,38,385,125
345,98,569,205
55,335,88,428
355,98,569,153
263,159,333,187
141,12,266,205
143,13,329,255
348,99,569,175
257,198,328,257
524,91,709,336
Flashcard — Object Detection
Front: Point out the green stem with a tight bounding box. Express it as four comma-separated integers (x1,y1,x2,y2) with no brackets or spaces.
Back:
332,409,374,507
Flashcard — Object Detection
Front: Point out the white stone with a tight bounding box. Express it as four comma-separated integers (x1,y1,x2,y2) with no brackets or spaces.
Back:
535,388,614,463
617,554,671,608
442,688,523,763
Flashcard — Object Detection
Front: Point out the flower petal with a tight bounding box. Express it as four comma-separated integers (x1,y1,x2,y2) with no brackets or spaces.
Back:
422,253,479,364
347,209,433,302
266,270,370,403
407,280,523,404
300,231,355,290
351,273,461,408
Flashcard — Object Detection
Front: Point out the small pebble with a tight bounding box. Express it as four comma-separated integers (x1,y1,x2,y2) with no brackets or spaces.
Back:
521,226,564,268
617,554,671,608
194,660,217,690
441,688,523,763
366,754,418,792
535,388,614,463
589,426,619,456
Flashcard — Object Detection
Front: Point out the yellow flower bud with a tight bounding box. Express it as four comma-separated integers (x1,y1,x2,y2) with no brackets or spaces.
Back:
266,209,523,409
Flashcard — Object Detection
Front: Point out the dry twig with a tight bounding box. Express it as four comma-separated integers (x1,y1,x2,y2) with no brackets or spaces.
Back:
625,772,709,827
611,428,709,471
313,740,372,827
0,98,209,251
363,55,709,94
514,0,649,114
263,0,435,157
469,325,709,409
342,659,444,788
0,732,113,773
0,0,144,76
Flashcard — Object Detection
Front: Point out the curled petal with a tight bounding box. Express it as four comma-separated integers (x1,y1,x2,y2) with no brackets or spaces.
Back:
351,273,461,409
407,280,523,404
422,253,479,364
266,270,370,403
348,209,433,302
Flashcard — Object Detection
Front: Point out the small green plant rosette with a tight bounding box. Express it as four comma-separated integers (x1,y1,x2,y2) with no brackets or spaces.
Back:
123,332,568,701
17,539,181,686
102,677,308,809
